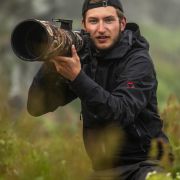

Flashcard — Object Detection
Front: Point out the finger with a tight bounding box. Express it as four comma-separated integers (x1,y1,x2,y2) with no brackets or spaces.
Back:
49,58,55,63
71,45,79,60
53,56,69,62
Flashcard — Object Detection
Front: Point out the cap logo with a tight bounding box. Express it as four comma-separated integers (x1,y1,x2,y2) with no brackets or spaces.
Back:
89,0,108,7
102,0,108,7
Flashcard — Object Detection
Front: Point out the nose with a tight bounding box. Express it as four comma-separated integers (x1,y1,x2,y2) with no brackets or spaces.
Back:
98,21,106,33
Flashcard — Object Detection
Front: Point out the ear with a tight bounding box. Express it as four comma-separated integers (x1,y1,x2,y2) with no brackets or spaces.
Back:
82,19,86,30
120,16,127,32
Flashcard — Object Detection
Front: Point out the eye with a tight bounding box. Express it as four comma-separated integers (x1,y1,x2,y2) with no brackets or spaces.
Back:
88,19,98,24
104,17,116,24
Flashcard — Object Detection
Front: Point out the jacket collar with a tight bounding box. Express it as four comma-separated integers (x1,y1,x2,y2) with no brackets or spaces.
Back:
93,23,149,61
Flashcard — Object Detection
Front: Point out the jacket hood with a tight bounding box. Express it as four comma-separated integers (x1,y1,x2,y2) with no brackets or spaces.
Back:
94,23,150,60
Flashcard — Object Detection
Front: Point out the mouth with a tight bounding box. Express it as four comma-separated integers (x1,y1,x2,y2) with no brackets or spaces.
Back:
96,36,110,42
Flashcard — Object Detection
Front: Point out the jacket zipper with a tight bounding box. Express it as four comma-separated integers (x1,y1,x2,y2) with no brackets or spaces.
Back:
133,124,146,153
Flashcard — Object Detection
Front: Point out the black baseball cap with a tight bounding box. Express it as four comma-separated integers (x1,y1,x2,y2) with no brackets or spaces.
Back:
82,0,124,16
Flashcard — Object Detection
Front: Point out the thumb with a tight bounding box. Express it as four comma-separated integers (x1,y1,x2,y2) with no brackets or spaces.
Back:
71,45,79,59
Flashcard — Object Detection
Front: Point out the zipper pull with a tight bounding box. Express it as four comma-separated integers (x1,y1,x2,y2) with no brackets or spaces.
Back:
80,111,82,121
133,124,146,153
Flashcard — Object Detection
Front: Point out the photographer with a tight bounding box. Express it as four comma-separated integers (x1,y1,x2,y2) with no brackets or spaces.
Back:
27,0,173,179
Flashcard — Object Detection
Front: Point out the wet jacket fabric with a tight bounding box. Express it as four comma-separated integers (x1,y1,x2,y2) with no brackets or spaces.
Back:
27,23,170,170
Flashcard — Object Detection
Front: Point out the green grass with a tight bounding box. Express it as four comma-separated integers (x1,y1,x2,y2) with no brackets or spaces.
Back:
0,112,91,180
0,94,180,179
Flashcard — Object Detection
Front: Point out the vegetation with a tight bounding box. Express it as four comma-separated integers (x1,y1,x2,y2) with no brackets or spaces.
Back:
146,95,180,180
0,106,91,180
141,24,180,109
0,91,180,179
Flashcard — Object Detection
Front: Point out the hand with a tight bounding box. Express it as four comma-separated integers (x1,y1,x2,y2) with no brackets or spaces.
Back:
50,45,81,81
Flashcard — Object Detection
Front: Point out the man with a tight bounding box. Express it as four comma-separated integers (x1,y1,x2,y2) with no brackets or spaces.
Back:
27,0,172,179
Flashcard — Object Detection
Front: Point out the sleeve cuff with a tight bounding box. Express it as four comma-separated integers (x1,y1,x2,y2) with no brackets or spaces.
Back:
70,70,98,100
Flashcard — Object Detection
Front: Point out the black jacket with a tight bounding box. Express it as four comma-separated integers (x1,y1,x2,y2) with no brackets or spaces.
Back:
27,23,170,170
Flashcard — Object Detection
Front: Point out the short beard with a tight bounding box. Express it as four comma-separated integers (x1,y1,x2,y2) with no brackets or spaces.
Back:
94,31,122,52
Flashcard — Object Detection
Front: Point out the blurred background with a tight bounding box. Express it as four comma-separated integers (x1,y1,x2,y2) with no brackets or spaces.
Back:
1,0,180,115
0,0,180,179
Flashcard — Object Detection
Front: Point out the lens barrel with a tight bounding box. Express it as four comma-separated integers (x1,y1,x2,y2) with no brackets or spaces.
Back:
11,19,84,61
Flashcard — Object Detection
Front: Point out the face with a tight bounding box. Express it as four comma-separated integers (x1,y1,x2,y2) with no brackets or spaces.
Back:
83,6,126,50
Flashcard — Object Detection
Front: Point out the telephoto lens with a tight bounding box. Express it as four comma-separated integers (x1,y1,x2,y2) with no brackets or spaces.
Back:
11,19,84,61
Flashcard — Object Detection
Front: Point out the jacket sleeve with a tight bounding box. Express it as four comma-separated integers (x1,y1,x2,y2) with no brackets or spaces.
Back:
27,62,77,116
70,55,157,127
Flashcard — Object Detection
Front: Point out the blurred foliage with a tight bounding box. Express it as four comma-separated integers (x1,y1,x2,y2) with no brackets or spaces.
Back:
146,95,180,179
0,108,91,180
141,24,180,56
161,95,180,174
141,24,180,109
0,91,180,179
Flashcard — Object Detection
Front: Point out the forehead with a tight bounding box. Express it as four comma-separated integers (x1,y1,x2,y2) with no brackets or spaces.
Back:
85,6,118,19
